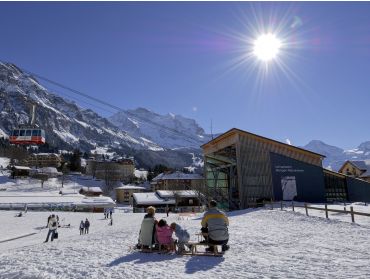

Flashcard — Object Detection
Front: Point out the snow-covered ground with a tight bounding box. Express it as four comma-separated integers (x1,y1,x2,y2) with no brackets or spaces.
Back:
0,160,114,209
1,207,370,278
1,156,370,278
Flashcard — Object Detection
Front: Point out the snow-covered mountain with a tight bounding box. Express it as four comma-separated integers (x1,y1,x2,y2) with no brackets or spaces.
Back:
303,140,370,171
0,62,164,151
109,108,212,149
0,62,207,169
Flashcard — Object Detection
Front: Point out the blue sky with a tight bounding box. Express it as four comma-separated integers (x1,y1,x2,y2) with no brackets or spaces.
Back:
1,2,369,149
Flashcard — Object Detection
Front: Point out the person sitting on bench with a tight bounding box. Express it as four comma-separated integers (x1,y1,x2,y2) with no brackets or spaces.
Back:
156,219,175,251
201,200,230,252
137,206,158,249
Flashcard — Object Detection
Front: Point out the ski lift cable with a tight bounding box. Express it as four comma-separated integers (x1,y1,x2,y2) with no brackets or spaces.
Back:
46,84,117,115
18,67,201,145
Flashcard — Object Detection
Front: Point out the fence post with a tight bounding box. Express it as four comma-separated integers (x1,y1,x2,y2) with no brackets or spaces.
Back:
305,203,308,216
280,201,283,211
325,204,328,219
271,201,274,210
292,201,294,212
350,206,355,223
344,206,347,212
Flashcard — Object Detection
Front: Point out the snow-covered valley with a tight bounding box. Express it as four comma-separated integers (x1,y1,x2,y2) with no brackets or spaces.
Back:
1,206,370,278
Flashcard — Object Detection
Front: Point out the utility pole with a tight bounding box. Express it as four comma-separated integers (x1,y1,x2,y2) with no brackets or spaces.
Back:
210,119,214,140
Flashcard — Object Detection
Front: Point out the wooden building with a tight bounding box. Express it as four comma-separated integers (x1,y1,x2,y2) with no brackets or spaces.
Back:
338,160,370,183
86,158,135,182
151,171,204,191
132,190,202,213
202,128,326,210
79,187,103,197
202,128,370,210
115,185,147,204
11,166,31,178
23,153,62,168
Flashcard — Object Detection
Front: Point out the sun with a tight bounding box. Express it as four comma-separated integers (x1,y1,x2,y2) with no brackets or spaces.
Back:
253,33,282,62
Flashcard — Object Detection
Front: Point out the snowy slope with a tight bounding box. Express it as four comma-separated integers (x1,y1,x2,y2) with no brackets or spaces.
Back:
0,207,370,278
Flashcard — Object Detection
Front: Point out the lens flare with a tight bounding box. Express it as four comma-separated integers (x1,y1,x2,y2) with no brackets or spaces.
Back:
253,33,282,61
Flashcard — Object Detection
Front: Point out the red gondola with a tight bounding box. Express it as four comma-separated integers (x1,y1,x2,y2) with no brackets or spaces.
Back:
9,100,46,145
9,128,45,145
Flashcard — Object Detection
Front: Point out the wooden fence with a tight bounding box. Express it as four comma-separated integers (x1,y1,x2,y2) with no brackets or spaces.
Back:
265,201,370,223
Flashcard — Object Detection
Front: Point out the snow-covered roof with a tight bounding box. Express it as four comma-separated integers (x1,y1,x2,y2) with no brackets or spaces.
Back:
13,166,31,170
115,185,146,190
79,196,115,207
38,167,62,174
156,190,199,198
31,153,60,157
80,187,103,193
0,157,10,168
152,171,203,181
134,169,148,179
133,192,175,205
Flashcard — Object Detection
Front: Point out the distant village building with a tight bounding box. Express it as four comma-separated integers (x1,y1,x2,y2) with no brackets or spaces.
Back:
79,187,103,197
338,160,370,183
132,190,202,213
11,166,31,178
23,153,62,168
150,171,204,191
30,167,62,178
86,157,135,182
115,185,147,204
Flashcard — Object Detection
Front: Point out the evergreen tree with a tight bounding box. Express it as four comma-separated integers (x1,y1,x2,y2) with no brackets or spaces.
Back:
69,149,82,172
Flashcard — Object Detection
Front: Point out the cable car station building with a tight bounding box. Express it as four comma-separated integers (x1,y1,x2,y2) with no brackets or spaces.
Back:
202,128,370,210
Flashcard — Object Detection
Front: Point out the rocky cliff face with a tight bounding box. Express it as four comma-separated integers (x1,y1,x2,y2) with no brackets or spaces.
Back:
109,108,212,149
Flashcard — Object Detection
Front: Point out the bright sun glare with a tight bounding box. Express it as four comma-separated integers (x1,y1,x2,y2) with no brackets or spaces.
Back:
253,33,282,62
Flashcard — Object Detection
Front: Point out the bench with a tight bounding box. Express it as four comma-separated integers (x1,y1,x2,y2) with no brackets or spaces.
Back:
177,241,224,256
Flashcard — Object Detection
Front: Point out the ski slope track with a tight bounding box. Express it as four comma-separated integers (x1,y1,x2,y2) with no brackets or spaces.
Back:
0,209,369,278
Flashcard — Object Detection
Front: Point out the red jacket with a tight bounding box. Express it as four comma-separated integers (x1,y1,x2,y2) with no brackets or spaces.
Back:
156,225,173,245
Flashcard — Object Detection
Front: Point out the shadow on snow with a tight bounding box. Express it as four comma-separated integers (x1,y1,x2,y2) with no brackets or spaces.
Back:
107,251,179,267
185,255,224,274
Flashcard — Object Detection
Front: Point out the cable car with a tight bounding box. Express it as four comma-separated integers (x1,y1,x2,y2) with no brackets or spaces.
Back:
9,100,46,145
9,128,45,145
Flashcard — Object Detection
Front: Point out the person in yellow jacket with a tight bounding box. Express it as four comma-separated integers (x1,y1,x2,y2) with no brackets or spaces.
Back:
201,200,229,252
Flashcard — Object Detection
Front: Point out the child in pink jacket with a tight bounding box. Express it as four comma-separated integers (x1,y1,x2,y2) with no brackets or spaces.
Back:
156,219,174,251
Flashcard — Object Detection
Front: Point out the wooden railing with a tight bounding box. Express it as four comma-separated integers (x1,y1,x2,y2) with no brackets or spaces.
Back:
265,201,370,223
